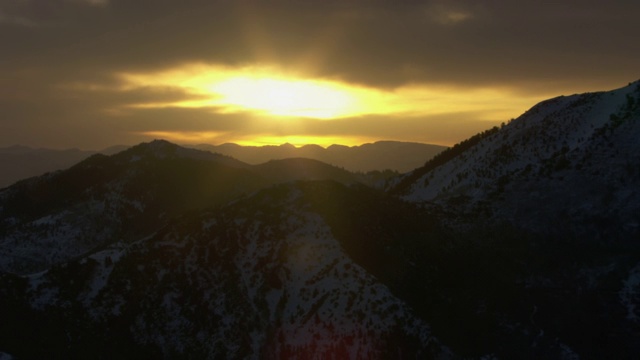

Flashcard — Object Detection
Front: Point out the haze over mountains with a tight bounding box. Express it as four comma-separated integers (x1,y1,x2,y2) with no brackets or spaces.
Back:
0,145,128,190
0,81,639,358
0,141,446,189
194,141,447,173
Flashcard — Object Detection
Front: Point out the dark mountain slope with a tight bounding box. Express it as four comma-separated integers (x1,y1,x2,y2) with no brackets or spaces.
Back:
0,182,451,359
383,80,640,358
4,177,636,358
292,182,640,358
253,157,360,184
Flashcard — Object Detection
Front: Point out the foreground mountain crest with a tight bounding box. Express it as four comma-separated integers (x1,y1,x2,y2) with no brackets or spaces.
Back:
400,80,640,238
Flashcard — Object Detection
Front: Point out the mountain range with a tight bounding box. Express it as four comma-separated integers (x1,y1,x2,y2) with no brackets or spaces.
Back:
193,141,447,173
0,81,639,358
0,141,447,189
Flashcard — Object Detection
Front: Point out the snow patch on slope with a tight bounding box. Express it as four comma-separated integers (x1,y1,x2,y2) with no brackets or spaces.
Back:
620,263,640,322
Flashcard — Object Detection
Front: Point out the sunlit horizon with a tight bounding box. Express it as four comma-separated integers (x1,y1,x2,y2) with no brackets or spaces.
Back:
137,131,409,149
104,62,557,150
2,0,636,152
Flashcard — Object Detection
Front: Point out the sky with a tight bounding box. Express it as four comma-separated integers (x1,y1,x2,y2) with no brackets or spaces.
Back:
1,0,638,149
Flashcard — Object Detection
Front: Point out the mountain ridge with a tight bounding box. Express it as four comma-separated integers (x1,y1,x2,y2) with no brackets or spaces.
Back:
0,140,446,189
398,80,640,240
193,140,447,173
0,140,394,275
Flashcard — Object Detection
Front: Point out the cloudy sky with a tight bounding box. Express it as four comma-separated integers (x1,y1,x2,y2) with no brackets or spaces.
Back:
1,0,638,149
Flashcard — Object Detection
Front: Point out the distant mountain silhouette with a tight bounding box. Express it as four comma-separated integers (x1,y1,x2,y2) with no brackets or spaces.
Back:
0,141,445,189
193,140,447,173
253,157,361,184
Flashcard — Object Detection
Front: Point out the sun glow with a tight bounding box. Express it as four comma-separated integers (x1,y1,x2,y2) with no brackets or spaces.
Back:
118,63,543,121
117,63,549,146
207,77,357,119
233,135,374,148
119,64,379,119
138,131,373,148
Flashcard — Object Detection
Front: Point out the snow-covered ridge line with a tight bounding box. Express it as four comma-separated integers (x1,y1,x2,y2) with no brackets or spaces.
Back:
403,81,640,211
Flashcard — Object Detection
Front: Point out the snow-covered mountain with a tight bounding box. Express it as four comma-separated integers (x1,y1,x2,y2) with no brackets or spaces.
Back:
0,183,451,359
385,81,640,358
396,80,640,240
0,142,454,357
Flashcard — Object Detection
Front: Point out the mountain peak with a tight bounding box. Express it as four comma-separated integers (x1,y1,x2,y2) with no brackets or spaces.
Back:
131,139,179,157
399,80,640,239
113,139,248,169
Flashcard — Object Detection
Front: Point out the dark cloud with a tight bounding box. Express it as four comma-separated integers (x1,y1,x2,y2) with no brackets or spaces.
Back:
1,0,638,148
4,0,637,87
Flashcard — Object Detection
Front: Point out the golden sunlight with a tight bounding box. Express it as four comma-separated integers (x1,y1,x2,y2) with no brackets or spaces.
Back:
138,131,373,148
119,64,374,119
207,77,356,118
118,63,547,122
233,135,375,148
